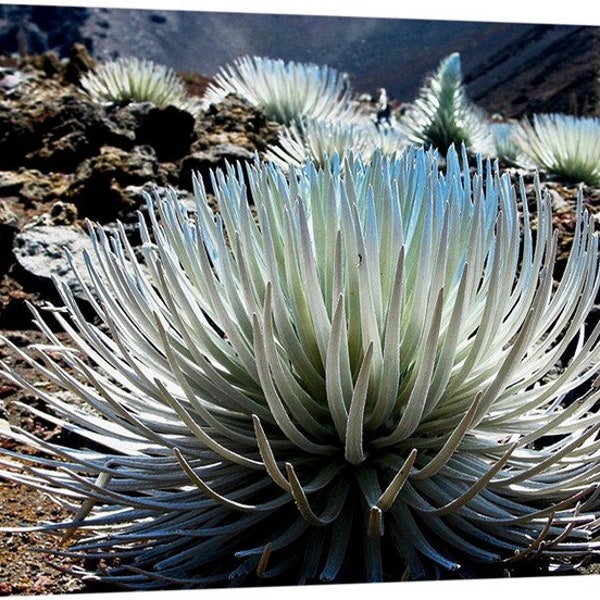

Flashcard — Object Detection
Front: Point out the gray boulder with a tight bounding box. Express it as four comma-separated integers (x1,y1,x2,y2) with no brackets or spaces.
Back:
12,224,97,302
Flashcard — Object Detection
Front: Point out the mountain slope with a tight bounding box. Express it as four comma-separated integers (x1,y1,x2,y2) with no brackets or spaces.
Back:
1,5,599,118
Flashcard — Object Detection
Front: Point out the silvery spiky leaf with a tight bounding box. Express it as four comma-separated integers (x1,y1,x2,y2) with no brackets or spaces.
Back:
400,53,491,153
80,56,202,116
490,121,533,168
265,116,407,169
203,55,360,125
2,147,600,589
514,113,600,186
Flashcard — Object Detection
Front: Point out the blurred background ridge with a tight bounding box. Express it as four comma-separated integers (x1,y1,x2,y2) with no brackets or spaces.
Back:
1,4,599,118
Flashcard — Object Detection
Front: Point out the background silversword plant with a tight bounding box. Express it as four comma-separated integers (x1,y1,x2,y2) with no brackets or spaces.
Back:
266,116,407,170
400,52,491,153
80,56,201,115
203,55,360,125
514,113,600,186
490,121,534,169
2,147,600,588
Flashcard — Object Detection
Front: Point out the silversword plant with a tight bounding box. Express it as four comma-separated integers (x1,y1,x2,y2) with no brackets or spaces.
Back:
80,56,201,115
2,146,600,589
514,113,600,186
203,55,360,125
266,116,407,170
490,121,533,168
400,53,491,153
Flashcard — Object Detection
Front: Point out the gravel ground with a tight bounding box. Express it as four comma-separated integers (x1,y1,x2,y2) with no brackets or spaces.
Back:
0,329,121,596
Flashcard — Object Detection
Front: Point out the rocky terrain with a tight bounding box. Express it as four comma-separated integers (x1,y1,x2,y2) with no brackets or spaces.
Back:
0,12,600,596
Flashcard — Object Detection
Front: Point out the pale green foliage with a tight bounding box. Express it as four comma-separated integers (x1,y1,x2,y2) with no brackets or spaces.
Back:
2,147,600,589
514,113,600,185
490,121,531,167
80,56,201,115
266,116,407,169
203,55,360,125
400,52,491,153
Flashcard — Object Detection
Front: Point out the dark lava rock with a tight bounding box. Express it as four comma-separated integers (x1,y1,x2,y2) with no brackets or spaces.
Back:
0,106,36,169
200,94,281,153
26,95,107,172
24,93,127,172
179,143,255,193
0,169,71,212
136,104,197,162
0,200,19,275
0,71,131,172
0,54,286,230
63,144,165,222
63,41,96,85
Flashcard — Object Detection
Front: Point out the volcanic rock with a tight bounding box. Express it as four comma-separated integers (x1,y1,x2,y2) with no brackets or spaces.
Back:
63,144,165,222
12,223,95,303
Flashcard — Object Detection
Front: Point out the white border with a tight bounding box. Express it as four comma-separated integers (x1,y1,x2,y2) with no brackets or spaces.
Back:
19,574,600,600
0,0,598,25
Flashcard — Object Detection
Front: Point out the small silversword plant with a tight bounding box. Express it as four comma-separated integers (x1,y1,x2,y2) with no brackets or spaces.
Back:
514,113,600,186
80,56,201,115
203,55,360,125
266,116,407,170
400,53,491,153
2,147,600,589
490,121,533,168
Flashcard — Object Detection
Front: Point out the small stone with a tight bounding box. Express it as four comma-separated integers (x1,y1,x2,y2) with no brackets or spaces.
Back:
23,200,78,228
0,581,13,594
